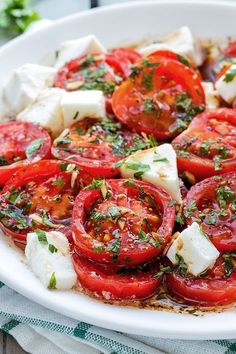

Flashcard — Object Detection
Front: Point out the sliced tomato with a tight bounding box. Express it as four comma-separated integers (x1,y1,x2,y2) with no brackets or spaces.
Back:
183,172,236,252
54,53,123,113
72,253,161,300
51,118,157,178
0,121,51,186
0,160,92,244
109,48,142,78
223,40,236,58
112,58,205,139
73,179,175,266
166,257,236,306
172,109,236,181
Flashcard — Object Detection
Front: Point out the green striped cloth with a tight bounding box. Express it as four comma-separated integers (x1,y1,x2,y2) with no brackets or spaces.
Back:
0,282,236,354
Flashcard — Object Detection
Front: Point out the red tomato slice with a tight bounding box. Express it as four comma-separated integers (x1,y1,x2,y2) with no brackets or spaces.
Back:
172,109,236,181
223,40,236,58
0,160,92,244
73,179,175,266
54,53,123,113
112,58,205,139
72,252,161,300
51,118,157,178
0,121,51,186
110,48,142,78
183,172,236,252
166,257,236,306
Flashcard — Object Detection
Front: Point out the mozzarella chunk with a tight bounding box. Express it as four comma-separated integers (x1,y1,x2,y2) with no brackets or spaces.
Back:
215,64,236,104
167,222,219,276
139,26,204,66
61,90,106,128
25,231,77,290
17,88,64,137
55,34,106,69
3,64,56,114
120,144,182,203
202,82,220,109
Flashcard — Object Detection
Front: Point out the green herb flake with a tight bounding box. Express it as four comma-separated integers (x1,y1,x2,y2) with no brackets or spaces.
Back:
26,139,43,159
72,111,79,120
124,160,150,180
85,179,104,190
48,272,57,289
93,246,103,254
155,266,173,279
52,178,65,187
141,70,154,90
223,68,236,83
35,229,48,246
123,179,136,188
48,244,58,254
176,254,188,277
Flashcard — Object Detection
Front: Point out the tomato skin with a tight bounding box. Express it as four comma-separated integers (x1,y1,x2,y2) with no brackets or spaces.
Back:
110,48,141,78
73,179,175,266
184,172,236,252
0,121,52,186
72,252,161,300
223,40,236,58
112,59,205,140
0,160,92,244
51,118,155,179
172,109,236,181
166,257,236,306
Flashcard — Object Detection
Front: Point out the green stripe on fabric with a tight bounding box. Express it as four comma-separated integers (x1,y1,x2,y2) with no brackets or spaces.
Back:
0,282,5,288
2,319,20,333
225,343,236,354
86,332,146,354
73,322,92,339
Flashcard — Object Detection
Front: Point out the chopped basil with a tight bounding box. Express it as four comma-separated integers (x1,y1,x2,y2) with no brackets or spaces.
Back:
155,266,173,279
223,68,236,83
124,160,150,180
35,229,48,245
143,98,157,114
0,156,8,166
0,208,30,230
177,54,190,67
216,187,235,209
76,127,84,135
48,272,56,289
108,206,122,220
41,211,55,227
129,65,142,79
26,139,43,159
175,215,184,225
48,244,58,253
167,200,177,207
141,70,154,90
93,246,103,254
52,178,65,187
85,179,104,190
72,111,79,120
153,152,169,163
176,254,188,277
106,230,121,260
184,200,197,218
123,179,136,188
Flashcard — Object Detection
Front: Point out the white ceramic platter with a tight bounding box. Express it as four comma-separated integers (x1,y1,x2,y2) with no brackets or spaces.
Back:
0,0,236,340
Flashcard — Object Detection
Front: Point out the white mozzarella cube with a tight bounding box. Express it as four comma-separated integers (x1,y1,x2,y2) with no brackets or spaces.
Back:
215,64,236,104
3,64,56,114
139,26,204,66
167,222,219,276
54,34,106,69
61,90,106,128
202,82,220,109
17,88,64,137
120,143,182,203
25,230,77,290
